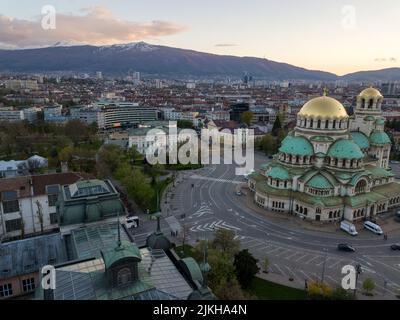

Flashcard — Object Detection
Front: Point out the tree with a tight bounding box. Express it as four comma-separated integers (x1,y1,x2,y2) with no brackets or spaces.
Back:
362,278,375,296
233,249,260,288
36,200,44,234
213,277,247,300
178,223,191,256
177,120,194,129
272,115,282,136
211,229,240,256
241,111,254,126
308,281,332,299
263,257,270,273
259,134,277,155
64,119,90,145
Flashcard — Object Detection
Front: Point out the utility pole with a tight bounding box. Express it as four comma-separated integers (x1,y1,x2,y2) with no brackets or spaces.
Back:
321,248,328,283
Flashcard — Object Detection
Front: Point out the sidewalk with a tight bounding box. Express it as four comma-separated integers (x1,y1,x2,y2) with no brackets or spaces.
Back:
242,185,400,236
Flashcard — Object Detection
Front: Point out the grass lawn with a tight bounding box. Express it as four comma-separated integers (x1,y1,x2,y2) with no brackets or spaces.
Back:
247,277,308,300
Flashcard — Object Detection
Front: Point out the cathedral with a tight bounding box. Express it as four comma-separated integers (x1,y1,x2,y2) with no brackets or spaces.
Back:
248,87,400,222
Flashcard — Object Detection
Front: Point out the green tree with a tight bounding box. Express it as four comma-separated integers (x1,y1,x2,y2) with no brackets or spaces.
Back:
362,278,375,295
233,249,260,288
263,257,270,273
241,111,254,126
211,229,240,256
272,115,282,136
259,134,277,155
177,120,193,129
213,277,247,300
308,281,332,300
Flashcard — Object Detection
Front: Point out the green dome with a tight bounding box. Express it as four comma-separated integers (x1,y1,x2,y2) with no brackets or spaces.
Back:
370,130,391,145
279,135,314,156
375,118,385,126
306,174,333,189
363,115,375,122
327,139,364,159
101,240,141,270
350,132,370,149
267,166,290,180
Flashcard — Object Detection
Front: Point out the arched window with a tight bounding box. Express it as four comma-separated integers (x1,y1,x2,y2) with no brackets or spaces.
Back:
317,119,321,129
325,120,329,129
361,98,365,108
332,120,336,129
310,119,314,128
117,268,132,286
355,180,367,194
368,99,373,109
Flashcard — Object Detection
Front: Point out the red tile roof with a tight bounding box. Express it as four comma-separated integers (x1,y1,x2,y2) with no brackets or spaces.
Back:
0,172,94,198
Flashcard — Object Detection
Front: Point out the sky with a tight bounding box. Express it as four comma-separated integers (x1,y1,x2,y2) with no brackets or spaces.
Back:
0,0,399,75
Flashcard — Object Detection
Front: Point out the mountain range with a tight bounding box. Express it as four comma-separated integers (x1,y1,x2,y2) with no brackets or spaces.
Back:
0,42,399,81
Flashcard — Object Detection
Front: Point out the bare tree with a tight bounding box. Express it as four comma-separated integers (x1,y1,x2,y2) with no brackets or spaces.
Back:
36,200,44,234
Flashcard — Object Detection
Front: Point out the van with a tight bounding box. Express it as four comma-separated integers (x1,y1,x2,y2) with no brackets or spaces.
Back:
125,216,139,229
340,221,358,236
364,221,383,235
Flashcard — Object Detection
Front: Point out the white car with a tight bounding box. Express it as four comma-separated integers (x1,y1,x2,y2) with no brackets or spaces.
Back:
340,221,358,236
364,221,383,235
125,216,139,229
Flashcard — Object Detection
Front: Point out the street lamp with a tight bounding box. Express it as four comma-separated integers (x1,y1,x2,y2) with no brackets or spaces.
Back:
320,248,328,284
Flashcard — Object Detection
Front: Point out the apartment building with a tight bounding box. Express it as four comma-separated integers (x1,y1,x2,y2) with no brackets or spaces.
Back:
0,172,91,241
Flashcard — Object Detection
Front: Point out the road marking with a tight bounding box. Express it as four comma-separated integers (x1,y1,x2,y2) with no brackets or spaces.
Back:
294,254,310,262
285,252,301,260
283,265,297,280
299,270,312,281
304,255,321,265
273,264,284,275
327,259,343,269
265,247,281,255
275,249,292,258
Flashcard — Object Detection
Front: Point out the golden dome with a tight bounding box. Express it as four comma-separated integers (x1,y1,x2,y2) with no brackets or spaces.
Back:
359,87,383,99
298,95,348,119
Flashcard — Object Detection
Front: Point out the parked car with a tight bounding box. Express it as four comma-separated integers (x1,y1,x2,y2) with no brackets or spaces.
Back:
125,216,139,229
390,244,400,251
340,221,358,236
337,244,356,252
395,211,400,222
364,221,383,235
236,191,242,196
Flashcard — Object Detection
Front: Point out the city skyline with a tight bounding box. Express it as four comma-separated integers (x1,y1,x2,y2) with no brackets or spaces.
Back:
0,0,399,75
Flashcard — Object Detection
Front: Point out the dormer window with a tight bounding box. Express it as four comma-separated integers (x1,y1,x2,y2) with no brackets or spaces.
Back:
117,268,132,286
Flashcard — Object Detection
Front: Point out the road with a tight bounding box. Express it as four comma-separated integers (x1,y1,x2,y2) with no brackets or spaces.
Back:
161,152,400,299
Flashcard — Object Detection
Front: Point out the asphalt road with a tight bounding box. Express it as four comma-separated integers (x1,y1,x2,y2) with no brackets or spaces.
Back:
162,152,400,299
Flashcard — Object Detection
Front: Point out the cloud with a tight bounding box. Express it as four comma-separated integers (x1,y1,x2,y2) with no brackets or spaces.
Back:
214,43,238,47
0,6,186,49
374,57,397,63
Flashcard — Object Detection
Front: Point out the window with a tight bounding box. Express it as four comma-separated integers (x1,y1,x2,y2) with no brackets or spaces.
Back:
3,200,19,213
50,212,58,224
117,268,132,286
0,283,13,297
22,278,35,292
46,185,60,207
5,218,22,232
2,191,19,213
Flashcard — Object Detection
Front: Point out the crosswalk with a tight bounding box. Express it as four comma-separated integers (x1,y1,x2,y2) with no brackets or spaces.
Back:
188,204,213,219
237,235,400,297
190,219,242,233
